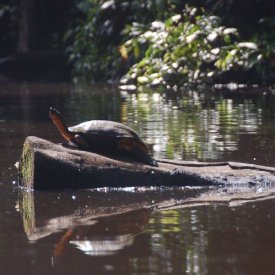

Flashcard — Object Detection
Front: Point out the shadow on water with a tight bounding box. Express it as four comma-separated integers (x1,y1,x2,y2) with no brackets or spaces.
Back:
1,82,275,274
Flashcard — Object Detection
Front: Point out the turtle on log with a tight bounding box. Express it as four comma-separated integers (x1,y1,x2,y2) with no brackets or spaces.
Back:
49,107,158,167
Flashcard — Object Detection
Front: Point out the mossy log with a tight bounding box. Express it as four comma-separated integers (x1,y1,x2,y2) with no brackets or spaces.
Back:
18,136,275,190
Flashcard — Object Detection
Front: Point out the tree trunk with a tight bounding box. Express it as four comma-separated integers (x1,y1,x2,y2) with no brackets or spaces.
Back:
18,136,275,190
17,0,34,53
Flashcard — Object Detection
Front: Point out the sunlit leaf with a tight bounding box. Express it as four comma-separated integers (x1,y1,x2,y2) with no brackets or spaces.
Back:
137,76,149,84
186,31,201,43
100,0,114,10
223,28,238,35
207,32,218,42
238,42,258,50
119,45,128,60
171,14,181,23
151,21,165,30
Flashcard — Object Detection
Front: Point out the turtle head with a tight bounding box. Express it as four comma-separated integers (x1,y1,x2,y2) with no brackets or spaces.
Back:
49,107,62,116
49,107,75,143
49,107,67,128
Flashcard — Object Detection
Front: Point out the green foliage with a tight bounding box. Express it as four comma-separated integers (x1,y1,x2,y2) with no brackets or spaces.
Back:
121,6,262,87
65,0,179,82
65,1,275,85
64,0,118,82
249,16,275,83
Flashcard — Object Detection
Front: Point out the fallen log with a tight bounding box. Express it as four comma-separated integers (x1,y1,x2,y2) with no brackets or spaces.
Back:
18,136,275,190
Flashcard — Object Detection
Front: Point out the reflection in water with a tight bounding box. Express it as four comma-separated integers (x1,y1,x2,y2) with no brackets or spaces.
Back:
18,188,153,260
70,234,134,256
59,205,150,257
53,209,149,259
144,209,209,274
122,91,265,162
17,185,275,274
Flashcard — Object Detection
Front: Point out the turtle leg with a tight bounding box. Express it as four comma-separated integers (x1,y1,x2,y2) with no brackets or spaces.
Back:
133,147,158,167
62,141,78,148
118,139,158,167
74,134,89,149
146,156,158,167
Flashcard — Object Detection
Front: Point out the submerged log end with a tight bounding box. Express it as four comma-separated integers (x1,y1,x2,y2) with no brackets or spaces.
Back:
18,136,112,190
18,138,35,190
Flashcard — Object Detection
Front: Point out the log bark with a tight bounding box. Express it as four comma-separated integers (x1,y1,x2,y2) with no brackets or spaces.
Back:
18,136,275,190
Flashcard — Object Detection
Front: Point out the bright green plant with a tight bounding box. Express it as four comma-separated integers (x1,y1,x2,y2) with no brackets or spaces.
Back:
65,1,274,85
120,6,262,87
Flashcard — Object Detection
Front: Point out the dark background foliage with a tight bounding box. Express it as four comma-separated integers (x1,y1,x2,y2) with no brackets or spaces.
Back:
0,0,274,84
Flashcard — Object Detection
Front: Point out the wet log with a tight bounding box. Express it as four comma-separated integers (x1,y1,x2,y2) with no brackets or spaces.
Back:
18,136,275,190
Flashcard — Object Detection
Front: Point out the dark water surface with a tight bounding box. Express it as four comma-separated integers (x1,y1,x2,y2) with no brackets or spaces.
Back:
1,83,275,274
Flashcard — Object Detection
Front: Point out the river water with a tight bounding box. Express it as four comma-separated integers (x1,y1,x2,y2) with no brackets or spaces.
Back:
0,82,275,274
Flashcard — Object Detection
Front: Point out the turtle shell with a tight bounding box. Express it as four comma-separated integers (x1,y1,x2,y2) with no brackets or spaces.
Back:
69,120,143,141
68,120,158,166
68,120,147,150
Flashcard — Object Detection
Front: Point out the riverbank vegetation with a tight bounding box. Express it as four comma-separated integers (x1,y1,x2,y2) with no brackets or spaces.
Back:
0,0,274,86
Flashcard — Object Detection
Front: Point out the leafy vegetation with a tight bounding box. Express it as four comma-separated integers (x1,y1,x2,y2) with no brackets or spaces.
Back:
121,6,262,87
0,0,274,86
64,1,275,86
64,0,182,82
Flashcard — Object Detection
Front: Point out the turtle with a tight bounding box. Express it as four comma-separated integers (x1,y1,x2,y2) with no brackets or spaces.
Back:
49,107,158,167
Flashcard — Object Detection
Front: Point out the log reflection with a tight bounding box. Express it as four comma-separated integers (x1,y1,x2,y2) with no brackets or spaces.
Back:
18,184,275,262
54,208,150,257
